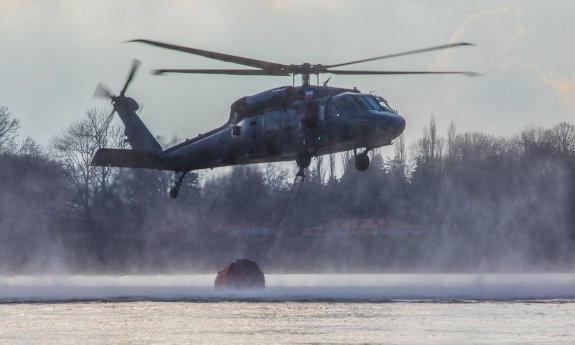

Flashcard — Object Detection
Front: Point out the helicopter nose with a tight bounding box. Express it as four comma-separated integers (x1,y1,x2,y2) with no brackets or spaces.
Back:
378,113,406,139
391,114,406,138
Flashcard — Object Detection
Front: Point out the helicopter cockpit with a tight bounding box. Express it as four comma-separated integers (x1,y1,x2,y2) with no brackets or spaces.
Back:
329,93,396,118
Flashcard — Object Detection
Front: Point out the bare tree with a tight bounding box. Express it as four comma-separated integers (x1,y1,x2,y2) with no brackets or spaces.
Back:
453,132,506,160
0,106,20,153
412,115,445,172
310,155,325,184
17,137,44,158
51,108,124,215
328,153,336,183
447,119,456,159
340,150,352,174
549,122,575,156
264,162,290,192
389,133,407,176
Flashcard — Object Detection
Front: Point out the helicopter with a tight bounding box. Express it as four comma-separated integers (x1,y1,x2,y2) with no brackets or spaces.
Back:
91,39,478,198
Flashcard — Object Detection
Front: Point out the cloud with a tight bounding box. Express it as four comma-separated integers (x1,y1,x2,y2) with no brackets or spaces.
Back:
433,4,526,72
433,3,575,113
538,68,575,112
418,3,575,136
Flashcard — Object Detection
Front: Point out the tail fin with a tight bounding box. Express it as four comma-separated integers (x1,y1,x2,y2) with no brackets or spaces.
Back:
92,96,166,169
93,60,161,153
114,96,162,153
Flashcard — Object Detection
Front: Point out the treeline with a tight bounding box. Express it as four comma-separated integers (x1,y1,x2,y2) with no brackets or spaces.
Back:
0,106,574,273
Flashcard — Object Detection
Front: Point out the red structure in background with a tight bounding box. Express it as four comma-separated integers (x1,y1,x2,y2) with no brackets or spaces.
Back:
214,259,265,290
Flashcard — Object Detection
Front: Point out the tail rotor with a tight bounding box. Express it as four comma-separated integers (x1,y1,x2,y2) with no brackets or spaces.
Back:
93,83,114,99
93,59,142,131
120,59,141,96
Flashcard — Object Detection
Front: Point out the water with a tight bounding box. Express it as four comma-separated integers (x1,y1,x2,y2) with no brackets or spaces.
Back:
1,274,574,344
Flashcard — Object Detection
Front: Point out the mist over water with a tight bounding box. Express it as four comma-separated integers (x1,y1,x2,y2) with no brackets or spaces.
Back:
1,274,574,302
2,274,575,345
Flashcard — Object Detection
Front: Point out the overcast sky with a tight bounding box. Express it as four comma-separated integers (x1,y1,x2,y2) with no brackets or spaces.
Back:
1,0,574,149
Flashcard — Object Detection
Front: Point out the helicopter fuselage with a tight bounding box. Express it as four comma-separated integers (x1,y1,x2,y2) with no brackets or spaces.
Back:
159,85,405,172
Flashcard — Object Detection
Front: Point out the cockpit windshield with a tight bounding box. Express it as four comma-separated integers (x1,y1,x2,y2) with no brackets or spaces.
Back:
331,94,394,116
375,96,393,112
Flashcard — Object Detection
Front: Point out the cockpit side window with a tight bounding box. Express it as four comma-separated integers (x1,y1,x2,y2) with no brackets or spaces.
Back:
329,99,343,117
340,95,361,112
331,95,362,117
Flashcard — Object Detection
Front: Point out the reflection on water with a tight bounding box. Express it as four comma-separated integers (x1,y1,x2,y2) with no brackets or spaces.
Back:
1,300,575,345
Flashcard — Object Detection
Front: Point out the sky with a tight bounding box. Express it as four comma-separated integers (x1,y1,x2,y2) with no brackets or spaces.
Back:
1,0,574,149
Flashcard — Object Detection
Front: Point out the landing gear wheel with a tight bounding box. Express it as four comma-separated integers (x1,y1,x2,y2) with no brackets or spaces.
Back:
169,187,179,199
355,153,370,171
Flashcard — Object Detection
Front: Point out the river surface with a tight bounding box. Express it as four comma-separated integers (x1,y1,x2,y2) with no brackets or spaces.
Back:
1,274,574,344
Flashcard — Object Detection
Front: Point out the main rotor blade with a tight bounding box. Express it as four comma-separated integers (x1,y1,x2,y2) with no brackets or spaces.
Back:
120,59,141,95
326,70,481,77
326,42,475,69
94,83,113,99
152,68,290,76
129,39,287,73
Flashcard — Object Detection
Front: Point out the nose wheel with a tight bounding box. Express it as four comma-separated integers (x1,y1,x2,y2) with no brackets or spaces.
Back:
354,148,370,172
